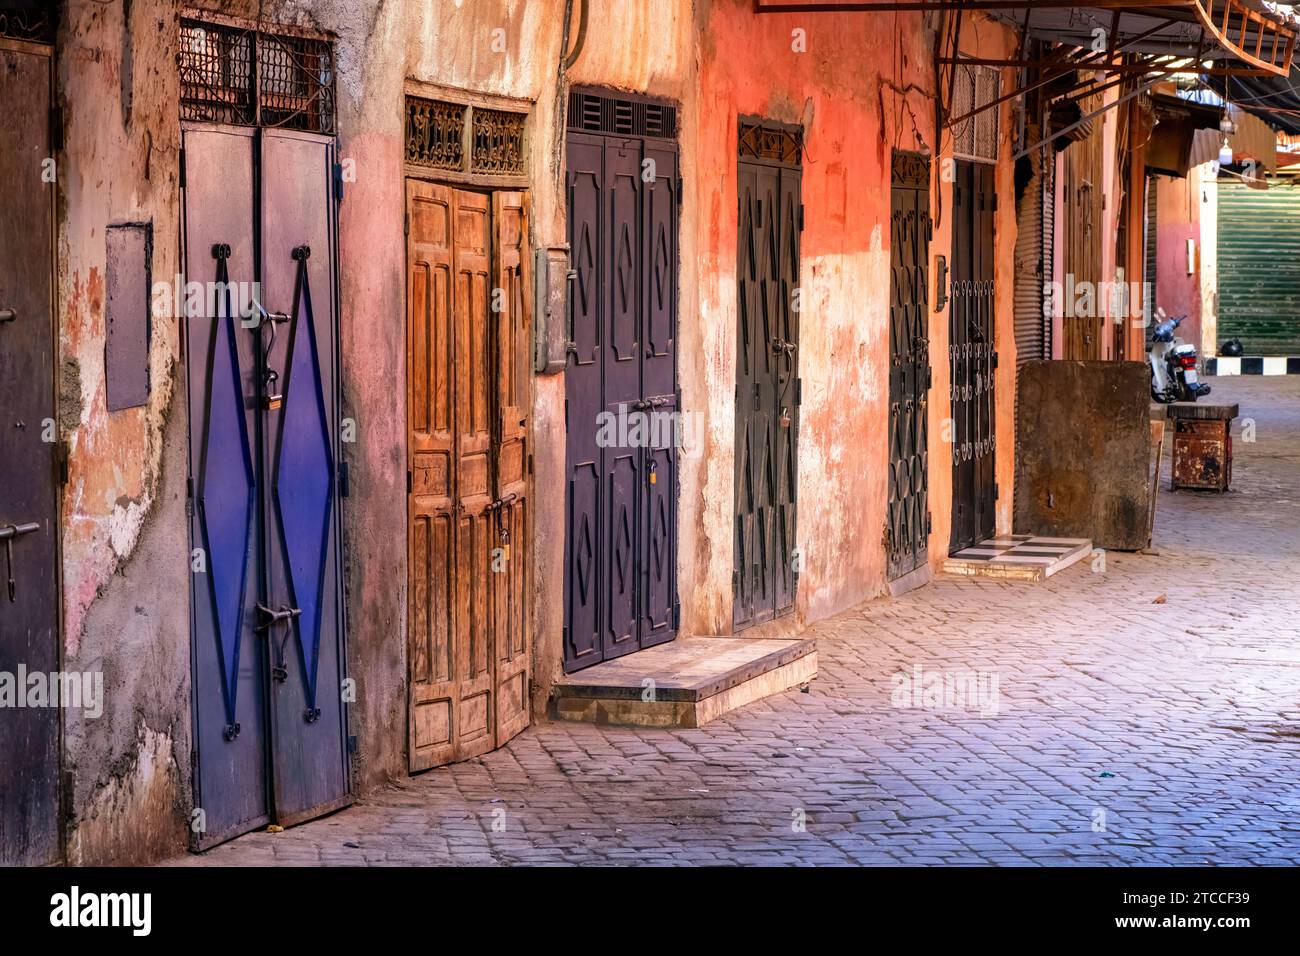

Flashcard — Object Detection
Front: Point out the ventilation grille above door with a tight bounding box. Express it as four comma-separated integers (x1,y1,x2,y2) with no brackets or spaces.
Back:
405,96,527,175
950,62,1001,163
568,90,678,139
739,120,803,166
179,19,336,134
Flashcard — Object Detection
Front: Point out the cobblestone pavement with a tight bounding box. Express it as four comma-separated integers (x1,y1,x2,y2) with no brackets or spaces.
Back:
172,376,1300,866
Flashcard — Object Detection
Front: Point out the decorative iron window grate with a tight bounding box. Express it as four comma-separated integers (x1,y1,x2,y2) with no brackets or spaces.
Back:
471,107,525,174
0,2,54,43
567,90,677,139
950,62,1000,163
179,19,336,134
738,120,803,166
405,96,526,176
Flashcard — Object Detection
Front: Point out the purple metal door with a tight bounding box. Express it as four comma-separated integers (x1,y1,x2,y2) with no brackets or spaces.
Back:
258,129,349,826
183,126,348,848
183,126,270,848
563,101,680,673
0,40,60,867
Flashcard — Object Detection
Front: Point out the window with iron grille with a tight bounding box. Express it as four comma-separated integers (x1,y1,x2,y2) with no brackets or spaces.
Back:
178,19,336,134
950,62,1000,163
405,96,526,176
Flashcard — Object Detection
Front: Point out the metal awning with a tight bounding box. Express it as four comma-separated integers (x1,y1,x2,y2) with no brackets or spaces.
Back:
754,2,1298,76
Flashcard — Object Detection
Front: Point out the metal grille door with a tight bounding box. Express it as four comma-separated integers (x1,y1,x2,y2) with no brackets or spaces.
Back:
563,94,679,672
734,128,801,629
887,151,931,581
950,160,997,553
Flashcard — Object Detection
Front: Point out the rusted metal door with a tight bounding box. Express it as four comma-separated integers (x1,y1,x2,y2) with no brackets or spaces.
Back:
950,160,997,553
183,127,349,847
406,183,531,770
563,99,680,672
887,151,931,581
734,132,801,629
0,38,60,867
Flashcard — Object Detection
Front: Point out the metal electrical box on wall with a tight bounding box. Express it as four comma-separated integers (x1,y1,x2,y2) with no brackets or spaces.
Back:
533,244,571,375
104,222,153,411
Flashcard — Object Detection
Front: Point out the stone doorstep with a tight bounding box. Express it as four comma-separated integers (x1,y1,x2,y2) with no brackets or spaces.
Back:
941,537,1092,583
550,636,818,729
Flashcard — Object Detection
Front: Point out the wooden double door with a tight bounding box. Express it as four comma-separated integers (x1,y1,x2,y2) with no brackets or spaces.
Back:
405,181,531,770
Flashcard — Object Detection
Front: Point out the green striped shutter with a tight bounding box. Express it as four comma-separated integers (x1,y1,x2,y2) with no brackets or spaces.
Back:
1217,179,1300,355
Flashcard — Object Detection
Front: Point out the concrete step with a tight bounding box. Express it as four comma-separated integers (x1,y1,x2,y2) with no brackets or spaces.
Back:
551,636,817,729
942,534,1092,582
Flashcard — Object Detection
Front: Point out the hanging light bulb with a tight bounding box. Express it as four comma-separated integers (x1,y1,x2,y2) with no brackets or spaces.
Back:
1218,138,1234,166
1220,114,1236,135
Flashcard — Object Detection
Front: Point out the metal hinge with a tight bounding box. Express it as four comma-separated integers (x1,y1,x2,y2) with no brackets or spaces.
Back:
403,212,409,236
56,441,70,486
677,178,684,209
333,162,345,204
347,734,358,754
672,602,681,629
926,511,932,533
406,469,412,494
799,203,806,232
339,460,350,498
178,147,186,189
994,483,1001,501
185,476,194,516
992,193,999,213
992,351,999,370
795,377,803,406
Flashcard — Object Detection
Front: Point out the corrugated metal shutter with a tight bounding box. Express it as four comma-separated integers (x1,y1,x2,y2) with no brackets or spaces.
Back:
1041,146,1054,357
1144,177,1157,345
1217,178,1300,355
1014,147,1047,367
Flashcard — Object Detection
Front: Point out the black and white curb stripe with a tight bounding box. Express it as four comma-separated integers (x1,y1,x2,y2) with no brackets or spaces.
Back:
1206,356,1300,376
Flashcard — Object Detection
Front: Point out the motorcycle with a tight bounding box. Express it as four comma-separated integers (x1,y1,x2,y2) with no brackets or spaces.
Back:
1149,311,1211,403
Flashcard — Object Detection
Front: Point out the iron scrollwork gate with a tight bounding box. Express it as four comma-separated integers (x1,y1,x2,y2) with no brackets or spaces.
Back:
887,151,931,581
950,159,997,553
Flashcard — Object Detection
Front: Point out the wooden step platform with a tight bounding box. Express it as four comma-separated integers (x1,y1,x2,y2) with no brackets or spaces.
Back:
552,637,817,729
942,534,1092,582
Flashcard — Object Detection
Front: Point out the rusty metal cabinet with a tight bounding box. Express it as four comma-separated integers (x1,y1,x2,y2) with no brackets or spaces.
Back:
1169,402,1238,492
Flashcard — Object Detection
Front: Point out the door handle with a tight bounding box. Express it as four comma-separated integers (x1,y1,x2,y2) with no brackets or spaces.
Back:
0,522,40,602
0,309,16,324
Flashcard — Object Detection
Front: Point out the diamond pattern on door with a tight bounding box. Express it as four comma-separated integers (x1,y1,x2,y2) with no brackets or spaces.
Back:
273,257,334,709
198,289,256,725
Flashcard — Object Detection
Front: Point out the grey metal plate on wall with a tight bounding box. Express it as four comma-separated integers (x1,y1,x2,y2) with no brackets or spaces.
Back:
105,222,153,411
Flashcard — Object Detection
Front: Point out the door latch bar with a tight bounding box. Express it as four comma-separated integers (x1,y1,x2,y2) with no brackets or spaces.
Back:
1,522,40,603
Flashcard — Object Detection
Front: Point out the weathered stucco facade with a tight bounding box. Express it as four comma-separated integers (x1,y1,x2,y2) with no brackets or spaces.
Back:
37,0,1022,863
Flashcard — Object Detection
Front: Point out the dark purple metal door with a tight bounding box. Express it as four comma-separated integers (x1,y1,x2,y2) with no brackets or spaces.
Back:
734,141,801,631
563,119,679,672
0,41,60,867
183,127,348,848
